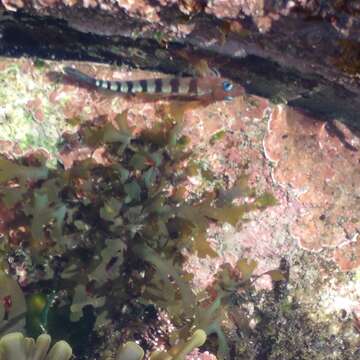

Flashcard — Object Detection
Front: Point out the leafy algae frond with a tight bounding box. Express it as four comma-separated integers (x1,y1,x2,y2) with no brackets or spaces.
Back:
0,107,277,359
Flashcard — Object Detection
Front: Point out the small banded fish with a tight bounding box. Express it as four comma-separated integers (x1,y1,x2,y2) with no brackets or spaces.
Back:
63,67,240,101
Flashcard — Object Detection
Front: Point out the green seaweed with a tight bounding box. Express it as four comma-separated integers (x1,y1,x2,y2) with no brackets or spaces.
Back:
0,109,278,359
209,129,226,145
0,156,48,184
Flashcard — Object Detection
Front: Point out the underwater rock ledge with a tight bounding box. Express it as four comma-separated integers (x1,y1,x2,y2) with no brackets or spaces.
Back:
0,4,359,129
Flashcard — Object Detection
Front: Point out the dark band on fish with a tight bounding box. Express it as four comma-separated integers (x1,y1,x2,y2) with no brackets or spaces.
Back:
140,79,148,93
155,79,163,93
189,78,198,95
126,81,132,94
170,78,179,94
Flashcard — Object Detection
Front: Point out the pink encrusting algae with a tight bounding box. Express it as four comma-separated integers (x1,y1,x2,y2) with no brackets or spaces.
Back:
264,105,360,270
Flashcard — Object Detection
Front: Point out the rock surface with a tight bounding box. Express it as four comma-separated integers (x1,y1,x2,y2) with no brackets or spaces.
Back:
0,1,359,358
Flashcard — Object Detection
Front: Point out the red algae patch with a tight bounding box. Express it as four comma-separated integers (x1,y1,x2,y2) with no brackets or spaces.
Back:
264,105,360,270
333,235,360,272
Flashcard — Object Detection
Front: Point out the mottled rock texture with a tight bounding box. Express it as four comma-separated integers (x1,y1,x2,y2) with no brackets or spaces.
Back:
264,105,360,270
0,2,360,358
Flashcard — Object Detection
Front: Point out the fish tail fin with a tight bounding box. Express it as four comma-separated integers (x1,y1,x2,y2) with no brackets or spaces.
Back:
63,67,95,86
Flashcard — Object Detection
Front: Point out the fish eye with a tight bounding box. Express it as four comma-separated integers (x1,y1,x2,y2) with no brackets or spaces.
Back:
223,81,233,92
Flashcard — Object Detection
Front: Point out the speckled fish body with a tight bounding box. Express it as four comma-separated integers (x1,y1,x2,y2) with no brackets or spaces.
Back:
63,67,241,101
